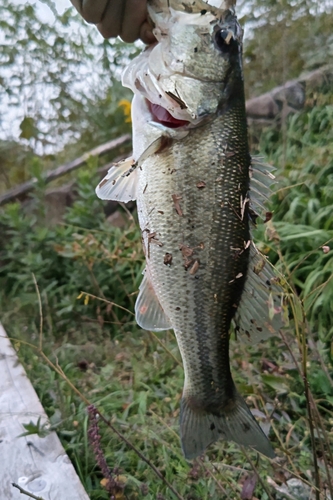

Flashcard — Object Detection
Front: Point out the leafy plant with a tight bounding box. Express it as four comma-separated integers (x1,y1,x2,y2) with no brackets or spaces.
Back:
1,1,333,498
240,0,333,97
0,166,142,339
256,100,333,352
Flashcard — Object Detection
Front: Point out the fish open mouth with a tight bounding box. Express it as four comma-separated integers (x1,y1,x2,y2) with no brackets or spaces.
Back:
146,100,190,128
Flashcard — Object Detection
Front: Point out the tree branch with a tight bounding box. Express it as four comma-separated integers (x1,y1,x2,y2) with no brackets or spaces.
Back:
12,483,46,500
0,134,131,206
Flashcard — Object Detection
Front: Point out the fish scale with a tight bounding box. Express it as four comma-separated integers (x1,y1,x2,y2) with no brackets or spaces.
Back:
138,99,250,407
96,0,285,460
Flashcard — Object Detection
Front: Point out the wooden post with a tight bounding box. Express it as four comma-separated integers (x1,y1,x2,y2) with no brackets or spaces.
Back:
0,324,90,500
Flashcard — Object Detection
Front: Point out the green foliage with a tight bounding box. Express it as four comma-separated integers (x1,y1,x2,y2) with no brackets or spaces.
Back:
0,140,36,190
240,0,333,97
1,98,333,498
18,416,52,438
257,100,333,349
0,0,134,187
0,167,143,339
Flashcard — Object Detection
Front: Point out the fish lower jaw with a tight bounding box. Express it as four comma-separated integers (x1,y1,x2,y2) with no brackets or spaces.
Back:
146,99,190,129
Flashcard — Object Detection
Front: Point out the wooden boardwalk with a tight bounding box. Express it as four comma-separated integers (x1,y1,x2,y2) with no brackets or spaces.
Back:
0,324,90,500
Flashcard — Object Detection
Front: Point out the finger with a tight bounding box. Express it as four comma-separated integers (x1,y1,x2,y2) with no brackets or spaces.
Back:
97,0,124,38
139,21,156,45
71,0,109,24
120,0,147,43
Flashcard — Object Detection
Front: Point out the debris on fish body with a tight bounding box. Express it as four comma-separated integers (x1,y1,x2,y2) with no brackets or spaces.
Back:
96,0,285,460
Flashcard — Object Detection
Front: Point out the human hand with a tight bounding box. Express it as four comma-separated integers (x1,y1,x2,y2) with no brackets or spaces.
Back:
70,0,156,44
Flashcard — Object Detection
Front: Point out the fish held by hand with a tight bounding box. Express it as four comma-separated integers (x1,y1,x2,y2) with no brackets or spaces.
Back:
96,0,285,460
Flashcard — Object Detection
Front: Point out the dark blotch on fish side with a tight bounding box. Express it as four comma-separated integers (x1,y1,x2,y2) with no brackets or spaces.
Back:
210,423,215,431
242,422,251,433
164,253,173,266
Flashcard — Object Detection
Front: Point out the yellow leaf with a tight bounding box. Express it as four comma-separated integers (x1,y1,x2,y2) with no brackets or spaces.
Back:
84,295,89,305
116,475,127,485
118,99,132,124
14,341,21,352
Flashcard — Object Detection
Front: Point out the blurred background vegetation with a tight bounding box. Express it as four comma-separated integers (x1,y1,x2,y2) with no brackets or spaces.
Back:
0,0,332,499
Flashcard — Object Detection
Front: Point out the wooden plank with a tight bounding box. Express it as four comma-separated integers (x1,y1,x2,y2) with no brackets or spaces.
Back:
0,134,131,206
0,324,90,500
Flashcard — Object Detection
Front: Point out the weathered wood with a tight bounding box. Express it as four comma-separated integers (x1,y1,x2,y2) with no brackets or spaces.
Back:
0,324,90,500
0,134,131,206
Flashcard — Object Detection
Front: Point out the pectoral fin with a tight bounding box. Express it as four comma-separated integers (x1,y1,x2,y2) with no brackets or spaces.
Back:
96,157,138,202
95,136,165,203
135,269,172,331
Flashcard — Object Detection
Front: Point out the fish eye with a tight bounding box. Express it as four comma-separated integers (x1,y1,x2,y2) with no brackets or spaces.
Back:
215,29,237,54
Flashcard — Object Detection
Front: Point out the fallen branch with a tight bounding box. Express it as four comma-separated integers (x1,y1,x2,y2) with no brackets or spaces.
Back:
246,64,333,122
0,134,131,206
12,483,46,500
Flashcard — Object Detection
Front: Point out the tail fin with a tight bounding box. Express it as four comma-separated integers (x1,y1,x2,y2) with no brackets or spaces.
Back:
180,393,275,460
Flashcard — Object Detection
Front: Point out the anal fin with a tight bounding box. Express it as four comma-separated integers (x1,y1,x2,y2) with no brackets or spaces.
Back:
135,269,172,331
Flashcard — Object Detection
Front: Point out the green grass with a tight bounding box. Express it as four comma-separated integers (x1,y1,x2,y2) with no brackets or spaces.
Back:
1,102,333,499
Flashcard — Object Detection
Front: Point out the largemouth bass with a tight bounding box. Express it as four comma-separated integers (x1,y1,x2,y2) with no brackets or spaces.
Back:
96,0,284,459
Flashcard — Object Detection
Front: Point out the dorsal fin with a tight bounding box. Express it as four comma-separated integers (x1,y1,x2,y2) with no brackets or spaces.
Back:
233,243,286,344
250,157,276,215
